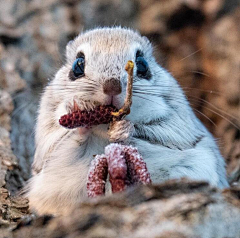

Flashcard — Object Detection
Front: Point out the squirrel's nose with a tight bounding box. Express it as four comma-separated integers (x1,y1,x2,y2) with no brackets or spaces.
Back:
103,78,122,96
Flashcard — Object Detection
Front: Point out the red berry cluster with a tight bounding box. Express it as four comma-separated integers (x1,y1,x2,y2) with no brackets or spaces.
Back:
59,105,117,129
87,143,152,198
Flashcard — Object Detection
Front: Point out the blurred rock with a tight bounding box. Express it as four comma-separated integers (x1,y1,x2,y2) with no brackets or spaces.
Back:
200,6,240,183
0,87,28,231
0,90,13,131
5,180,240,238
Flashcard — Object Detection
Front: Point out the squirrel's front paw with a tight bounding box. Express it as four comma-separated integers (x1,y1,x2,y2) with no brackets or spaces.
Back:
108,120,135,143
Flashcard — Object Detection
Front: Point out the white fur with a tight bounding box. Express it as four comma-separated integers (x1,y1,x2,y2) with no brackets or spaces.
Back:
26,27,228,215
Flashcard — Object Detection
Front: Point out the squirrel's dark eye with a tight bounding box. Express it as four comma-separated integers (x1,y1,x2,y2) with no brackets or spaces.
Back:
136,56,150,78
72,56,85,78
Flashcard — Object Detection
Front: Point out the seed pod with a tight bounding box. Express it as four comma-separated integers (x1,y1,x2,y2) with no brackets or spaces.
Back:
59,105,117,129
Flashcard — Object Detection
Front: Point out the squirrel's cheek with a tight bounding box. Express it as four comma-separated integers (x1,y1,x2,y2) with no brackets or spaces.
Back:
55,102,69,124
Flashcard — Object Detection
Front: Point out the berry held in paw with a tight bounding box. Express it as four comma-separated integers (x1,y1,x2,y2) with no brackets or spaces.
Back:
59,105,118,129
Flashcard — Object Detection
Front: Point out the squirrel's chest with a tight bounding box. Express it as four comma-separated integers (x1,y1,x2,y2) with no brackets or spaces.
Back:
73,131,110,160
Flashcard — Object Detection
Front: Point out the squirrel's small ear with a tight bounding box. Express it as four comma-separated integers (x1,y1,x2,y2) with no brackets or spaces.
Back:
65,40,75,62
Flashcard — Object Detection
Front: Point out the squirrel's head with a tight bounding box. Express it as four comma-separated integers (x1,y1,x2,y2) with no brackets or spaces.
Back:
50,27,184,125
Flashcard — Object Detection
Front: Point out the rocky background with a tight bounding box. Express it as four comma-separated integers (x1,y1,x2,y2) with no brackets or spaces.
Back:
0,0,240,237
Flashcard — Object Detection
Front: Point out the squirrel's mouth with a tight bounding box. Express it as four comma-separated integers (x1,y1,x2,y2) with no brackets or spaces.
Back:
70,100,119,113
70,97,122,113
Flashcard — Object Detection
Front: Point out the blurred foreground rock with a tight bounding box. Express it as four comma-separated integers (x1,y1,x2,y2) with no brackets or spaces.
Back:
0,180,240,238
